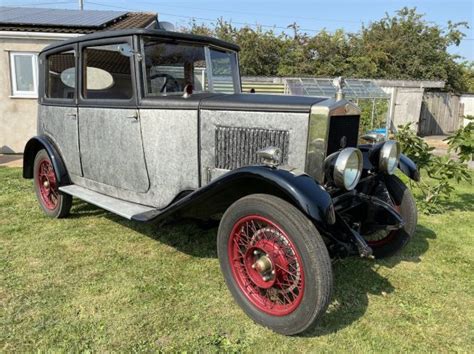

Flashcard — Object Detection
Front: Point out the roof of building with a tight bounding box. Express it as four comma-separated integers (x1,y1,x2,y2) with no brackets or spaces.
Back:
0,6,157,34
372,79,445,89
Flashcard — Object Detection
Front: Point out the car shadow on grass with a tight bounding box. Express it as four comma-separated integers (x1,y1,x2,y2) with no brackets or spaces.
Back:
303,222,436,337
70,200,220,258
69,199,437,336
69,200,111,218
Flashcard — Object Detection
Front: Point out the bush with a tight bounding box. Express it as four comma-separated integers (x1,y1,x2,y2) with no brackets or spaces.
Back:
396,123,471,213
444,115,473,163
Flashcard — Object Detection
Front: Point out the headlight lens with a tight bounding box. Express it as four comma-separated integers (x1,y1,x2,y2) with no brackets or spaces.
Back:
379,141,401,175
333,148,363,190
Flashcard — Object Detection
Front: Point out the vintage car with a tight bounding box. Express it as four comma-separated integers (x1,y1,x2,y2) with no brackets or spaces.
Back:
23,28,419,335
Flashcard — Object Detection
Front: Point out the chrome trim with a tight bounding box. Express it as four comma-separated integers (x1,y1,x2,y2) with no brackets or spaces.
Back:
333,148,363,190
305,98,361,183
257,146,282,167
361,133,384,143
204,47,214,91
379,140,401,175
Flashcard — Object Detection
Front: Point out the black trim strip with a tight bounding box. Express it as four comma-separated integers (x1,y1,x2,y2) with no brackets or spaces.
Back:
41,29,240,53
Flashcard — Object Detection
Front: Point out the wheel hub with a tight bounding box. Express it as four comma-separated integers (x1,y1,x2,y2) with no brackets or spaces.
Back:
245,247,276,288
253,254,273,274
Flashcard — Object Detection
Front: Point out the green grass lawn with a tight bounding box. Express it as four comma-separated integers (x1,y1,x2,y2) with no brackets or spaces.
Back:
1,167,473,352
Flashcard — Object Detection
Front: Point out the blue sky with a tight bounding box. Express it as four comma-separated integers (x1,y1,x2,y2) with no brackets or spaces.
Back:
4,0,474,60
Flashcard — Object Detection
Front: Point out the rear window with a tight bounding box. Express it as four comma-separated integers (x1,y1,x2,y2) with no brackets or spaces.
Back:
46,49,76,99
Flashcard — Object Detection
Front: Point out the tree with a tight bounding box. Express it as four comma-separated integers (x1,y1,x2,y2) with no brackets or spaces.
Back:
182,8,470,92
460,61,474,92
353,7,469,91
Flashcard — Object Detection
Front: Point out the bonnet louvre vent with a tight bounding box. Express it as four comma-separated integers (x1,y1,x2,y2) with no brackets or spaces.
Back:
215,126,290,170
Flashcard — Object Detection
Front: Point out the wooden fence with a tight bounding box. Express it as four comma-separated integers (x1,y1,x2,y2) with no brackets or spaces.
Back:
419,92,463,136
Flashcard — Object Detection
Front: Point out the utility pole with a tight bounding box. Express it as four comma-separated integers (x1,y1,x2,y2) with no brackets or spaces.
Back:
79,0,83,10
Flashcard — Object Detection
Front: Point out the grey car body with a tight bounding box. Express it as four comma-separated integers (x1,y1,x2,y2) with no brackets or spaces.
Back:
23,28,419,335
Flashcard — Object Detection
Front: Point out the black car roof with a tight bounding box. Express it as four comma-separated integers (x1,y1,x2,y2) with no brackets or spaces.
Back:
41,28,240,53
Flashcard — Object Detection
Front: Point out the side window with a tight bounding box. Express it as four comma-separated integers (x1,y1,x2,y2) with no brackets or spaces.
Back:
46,50,76,99
209,49,238,93
82,43,133,100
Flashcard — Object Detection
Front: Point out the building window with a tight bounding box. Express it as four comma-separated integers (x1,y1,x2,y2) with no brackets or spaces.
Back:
10,52,38,98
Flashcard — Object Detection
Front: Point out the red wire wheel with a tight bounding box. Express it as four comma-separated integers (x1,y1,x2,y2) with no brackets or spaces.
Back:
36,158,59,210
32,149,72,218
218,194,332,335
227,215,305,316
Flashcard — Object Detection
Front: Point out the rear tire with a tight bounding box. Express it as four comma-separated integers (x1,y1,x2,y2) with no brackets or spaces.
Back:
33,149,72,218
217,194,333,335
363,175,417,258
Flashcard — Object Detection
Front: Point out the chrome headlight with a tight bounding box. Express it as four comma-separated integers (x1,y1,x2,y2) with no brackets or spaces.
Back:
379,141,401,175
326,148,363,190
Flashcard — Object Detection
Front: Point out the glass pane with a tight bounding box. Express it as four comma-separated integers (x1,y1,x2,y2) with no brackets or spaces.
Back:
83,43,133,100
143,38,207,96
209,49,237,94
14,55,34,92
47,50,75,99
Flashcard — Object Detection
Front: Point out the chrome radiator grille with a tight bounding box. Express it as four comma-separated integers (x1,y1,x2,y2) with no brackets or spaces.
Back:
215,126,290,170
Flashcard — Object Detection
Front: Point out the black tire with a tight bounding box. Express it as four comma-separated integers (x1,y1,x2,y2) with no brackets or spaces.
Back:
33,149,72,218
217,194,333,335
364,175,417,258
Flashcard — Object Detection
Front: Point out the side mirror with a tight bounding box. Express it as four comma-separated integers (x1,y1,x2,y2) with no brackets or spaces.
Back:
183,84,193,98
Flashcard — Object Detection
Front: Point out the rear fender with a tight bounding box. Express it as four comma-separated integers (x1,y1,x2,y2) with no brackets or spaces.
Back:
23,135,70,186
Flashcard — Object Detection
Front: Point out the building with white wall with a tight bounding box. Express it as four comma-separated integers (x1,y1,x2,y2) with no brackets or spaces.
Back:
0,6,157,153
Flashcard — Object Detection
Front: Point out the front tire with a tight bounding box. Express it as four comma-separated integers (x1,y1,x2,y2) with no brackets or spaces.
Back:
33,149,72,218
363,175,417,258
217,194,333,335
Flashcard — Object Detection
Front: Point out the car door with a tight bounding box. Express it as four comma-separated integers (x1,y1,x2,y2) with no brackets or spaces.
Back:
78,37,150,193
40,45,82,176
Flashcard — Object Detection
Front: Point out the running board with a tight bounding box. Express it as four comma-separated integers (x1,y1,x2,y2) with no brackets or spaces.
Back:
59,185,157,220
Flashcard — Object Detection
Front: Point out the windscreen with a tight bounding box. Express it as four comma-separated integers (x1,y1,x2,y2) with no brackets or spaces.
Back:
142,37,240,95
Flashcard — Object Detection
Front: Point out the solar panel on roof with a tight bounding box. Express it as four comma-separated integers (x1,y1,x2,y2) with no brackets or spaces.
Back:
0,6,127,28
285,78,389,99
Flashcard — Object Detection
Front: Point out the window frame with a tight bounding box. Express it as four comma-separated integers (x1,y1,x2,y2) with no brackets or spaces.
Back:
78,36,138,108
138,36,241,100
206,47,241,94
9,51,38,98
41,44,78,106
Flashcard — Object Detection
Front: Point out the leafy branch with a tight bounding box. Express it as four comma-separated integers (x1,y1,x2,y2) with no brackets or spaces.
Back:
396,123,471,214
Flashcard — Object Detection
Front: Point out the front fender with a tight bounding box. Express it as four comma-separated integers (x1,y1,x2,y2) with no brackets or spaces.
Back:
135,166,335,226
23,135,70,186
359,144,420,181
398,154,420,181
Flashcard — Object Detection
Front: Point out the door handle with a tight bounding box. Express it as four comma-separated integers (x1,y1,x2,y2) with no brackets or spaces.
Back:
66,113,77,120
127,114,138,121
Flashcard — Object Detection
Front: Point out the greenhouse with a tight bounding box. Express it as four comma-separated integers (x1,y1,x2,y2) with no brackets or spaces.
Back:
283,78,391,134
